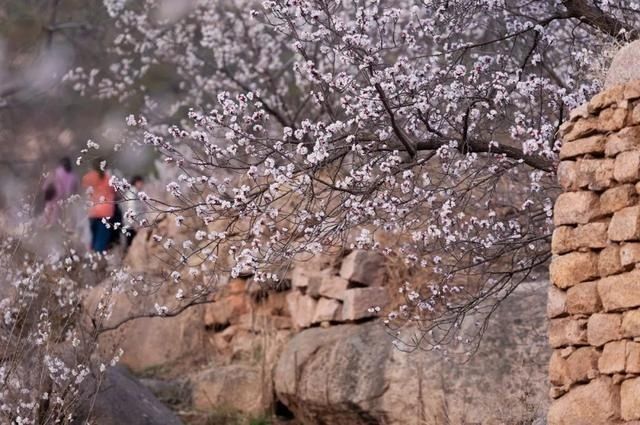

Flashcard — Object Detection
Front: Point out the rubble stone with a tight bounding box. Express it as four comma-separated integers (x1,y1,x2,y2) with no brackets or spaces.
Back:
588,313,622,346
554,192,601,226
609,206,640,241
550,252,599,289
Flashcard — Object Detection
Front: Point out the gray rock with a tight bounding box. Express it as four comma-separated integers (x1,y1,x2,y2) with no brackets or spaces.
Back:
274,281,550,425
605,40,640,88
75,366,183,425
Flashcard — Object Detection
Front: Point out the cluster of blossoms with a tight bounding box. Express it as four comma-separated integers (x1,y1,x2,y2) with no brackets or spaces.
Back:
66,0,640,349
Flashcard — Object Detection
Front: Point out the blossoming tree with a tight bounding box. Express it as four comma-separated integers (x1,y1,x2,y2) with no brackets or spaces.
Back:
67,0,640,351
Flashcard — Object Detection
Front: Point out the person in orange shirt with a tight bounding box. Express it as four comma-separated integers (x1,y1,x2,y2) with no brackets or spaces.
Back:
82,158,116,252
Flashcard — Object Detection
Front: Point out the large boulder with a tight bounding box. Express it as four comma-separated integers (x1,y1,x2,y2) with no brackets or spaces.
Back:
606,40,640,88
74,366,183,425
274,281,549,425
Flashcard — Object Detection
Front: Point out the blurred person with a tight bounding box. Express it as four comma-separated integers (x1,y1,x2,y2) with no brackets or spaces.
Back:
82,158,115,252
41,157,79,225
123,175,145,249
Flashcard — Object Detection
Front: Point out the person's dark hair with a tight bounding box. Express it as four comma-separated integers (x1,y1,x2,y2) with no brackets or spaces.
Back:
130,175,144,185
92,157,106,178
59,157,72,173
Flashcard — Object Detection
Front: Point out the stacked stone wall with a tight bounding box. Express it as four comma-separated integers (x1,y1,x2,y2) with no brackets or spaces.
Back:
549,80,640,424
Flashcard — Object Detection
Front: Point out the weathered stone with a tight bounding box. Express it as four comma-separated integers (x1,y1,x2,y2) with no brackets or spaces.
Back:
312,298,342,323
599,340,627,374
285,291,317,329
549,350,571,387
599,245,624,277
569,102,590,122
598,269,640,311
75,367,184,425
627,342,640,374
550,347,599,387
547,377,620,425
548,286,567,318
291,267,331,289
566,281,601,314
559,135,606,160
609,206,640,241
601,184,637,215
549,317,588,348
204,286,249,328
622,377,640,420
341,287,390,321
567,347,600,383
621,243,640,266
339,250,386,287
631,103,640,126
276,284,549,425
605,40,640,88
615,150,640,183
554,192,601,226
550,252,599,289
191,365,267,414
606,126,640,157
589,85,625,112
625,80,640,100
623,310,640,337
564,108,627,141
316,275,350,299
549,386,568,399
588,313,622,346
552,223,608,255
577,158,615,190
557,161,578,191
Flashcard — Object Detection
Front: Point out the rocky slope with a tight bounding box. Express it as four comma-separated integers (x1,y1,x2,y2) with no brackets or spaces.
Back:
82,229,550,425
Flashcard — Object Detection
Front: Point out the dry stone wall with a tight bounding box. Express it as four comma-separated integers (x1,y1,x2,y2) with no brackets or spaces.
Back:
550,80,640,424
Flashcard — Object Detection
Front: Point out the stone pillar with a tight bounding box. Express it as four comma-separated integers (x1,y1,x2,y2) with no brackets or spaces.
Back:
549,80,640,424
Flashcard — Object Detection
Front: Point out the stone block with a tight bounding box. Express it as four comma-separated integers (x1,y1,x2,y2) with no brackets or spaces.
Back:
599,245,624,277
550,252,599,289
549,350,571,387
311,298,341,323
627,342,640,374
606,125,640,157
547,377,620,425
622,310,640,337
588,313,622,346
599,340,627,374
554,192,601,226
622,377,640,420
631,103,640,126
552,222,608,255
621,243,640,266
566,281,602,314
559,135,606,160
285,291,317,329
564,107,627,141
549,317,588,348
615,150,640,183
557,161,578,191
598,269,640,311
551,347,600,387
601,184,637,215
609,206,640,241
548,286,567,318
339,250,386,287
576,158,615,190
316,276,350,299
341,287,390,321
589,85,625,112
